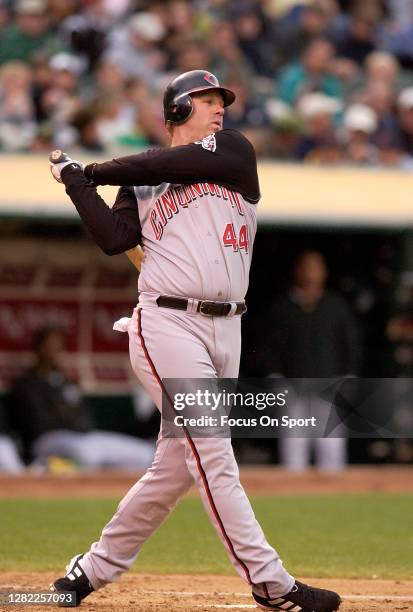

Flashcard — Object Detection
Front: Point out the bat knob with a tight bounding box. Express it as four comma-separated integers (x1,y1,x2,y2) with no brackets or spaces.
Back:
49,149,66,164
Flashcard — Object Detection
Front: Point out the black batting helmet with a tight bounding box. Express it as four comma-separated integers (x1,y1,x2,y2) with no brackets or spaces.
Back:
163,70,236,125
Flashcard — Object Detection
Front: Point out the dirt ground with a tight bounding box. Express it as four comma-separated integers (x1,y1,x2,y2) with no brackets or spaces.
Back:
1,465,413,498
1,467,412,610
1,573,412,611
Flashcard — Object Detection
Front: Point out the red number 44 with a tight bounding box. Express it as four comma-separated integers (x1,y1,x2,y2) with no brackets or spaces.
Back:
222,223,249,253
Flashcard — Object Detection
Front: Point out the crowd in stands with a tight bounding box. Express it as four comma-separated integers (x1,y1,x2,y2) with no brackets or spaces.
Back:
1,0,413,163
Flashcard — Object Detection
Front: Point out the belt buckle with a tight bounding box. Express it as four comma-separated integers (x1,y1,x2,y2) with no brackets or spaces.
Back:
199,300,214,316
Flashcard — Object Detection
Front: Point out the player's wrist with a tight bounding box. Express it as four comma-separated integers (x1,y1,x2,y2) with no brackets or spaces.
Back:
49,150,85,183
60,161,84,178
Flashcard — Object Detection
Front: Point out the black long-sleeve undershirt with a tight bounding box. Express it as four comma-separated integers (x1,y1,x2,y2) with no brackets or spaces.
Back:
62,168,141,255
60,129,259,255
84,129,260,204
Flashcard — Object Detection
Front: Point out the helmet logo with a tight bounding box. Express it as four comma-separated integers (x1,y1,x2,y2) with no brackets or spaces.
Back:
204,72,217,85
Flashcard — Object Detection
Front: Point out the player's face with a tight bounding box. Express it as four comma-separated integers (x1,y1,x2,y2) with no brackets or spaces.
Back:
190,90,225,134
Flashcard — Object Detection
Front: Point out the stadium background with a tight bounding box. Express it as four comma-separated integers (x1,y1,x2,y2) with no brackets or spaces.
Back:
0,1,412,610
2,0,413,464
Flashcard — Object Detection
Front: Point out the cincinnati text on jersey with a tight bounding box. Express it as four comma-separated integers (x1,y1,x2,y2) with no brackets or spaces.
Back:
150,182,245,240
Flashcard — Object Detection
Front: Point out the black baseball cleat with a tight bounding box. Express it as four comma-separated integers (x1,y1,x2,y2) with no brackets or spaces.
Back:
51,554,94,607
253,580,341,612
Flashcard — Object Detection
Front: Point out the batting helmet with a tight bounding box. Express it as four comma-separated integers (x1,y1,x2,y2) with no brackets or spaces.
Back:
163,70,236,125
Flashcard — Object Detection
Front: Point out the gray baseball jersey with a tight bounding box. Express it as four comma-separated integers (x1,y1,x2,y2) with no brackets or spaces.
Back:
63,129,259,301
59,129,294,601
134,178,256,302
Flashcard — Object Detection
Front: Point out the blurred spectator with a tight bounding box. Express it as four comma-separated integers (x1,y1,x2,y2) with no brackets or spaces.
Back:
265,251,361,471
174,37,211,74
70,106,103,152
92,59,125,98
232,5,274,76
334,4,381,67
94,92,137,149
337,49,400,101
224,78,268,131
0,0,10,32
341,103,379,165
381,3,413,70
0,400,24,473
164,0,204,40
277,37,343,106
0,60,36,150
0,0,410,164
265,99,303,159
9,326,155,470
104,12,167,82
273,2,333,67
211,21,255,87
38,52,84,148
397,87,413,156
387,0,413,28
294,92,342,161
0,0,60,66
123,78,169,146
58,0,113,71
364,50,400,88
361,81,400,149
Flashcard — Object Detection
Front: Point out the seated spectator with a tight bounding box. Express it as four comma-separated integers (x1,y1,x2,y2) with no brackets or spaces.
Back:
9,326,155,470
380,7,413,70
0,400,24,473
277,37,343,106
265,99,303,159
70,106,104,152
0,60,36,151
397,87,413,156
0,0,60,66
340,103,379,165
232,6,274,76
359,81,400,151
336,50,400,101
92,60,126,100
124,79,169,147
0,0,10,33
221,77,269,152
295,92,342,162
273,2,332,68
224,78,268,130
386,0,413,29
364,50,400,89
94,92,137,149
335,4,381,67
58,0,113,71
38,52,84,148
173,37,211,74
211,21,255,89
104,12,167,82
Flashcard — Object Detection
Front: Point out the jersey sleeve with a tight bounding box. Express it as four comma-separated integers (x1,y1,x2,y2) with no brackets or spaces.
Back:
60,165,142,255
84,129,261,204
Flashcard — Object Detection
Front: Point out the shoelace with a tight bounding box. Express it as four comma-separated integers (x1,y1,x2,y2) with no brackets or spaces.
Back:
294,582,325,607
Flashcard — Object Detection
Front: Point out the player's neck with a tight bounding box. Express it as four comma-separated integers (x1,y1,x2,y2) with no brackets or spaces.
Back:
170,127,215,147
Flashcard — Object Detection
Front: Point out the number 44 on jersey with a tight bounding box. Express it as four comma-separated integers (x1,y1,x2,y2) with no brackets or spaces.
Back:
222,223,249,253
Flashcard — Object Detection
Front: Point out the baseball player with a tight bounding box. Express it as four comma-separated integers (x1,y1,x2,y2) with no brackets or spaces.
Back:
49,70,341,611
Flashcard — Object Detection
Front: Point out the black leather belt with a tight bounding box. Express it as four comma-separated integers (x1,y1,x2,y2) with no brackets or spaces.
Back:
156,296,246,317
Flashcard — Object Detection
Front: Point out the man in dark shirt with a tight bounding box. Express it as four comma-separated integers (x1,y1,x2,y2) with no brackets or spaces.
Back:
268,251,361,471
10,326,154,469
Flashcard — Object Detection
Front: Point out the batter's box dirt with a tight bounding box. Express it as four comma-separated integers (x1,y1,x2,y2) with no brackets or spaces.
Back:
1,574,412,611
